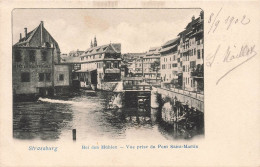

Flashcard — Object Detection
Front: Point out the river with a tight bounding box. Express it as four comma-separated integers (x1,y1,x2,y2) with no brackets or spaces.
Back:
13,90,204,141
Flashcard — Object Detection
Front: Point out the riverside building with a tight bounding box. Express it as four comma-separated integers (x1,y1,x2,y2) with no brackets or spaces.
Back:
13,21,71,100
179,12,204,92
160,37,182,88
78,38,122,90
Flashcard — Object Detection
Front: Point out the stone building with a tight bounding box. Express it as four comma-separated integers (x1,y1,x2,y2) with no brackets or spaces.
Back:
13,21,71,99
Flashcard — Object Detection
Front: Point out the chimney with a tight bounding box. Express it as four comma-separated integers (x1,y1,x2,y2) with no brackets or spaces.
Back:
192,16,195,21
24,28,27,38
200,11,204,19
41,21,44,27
20,33,22,40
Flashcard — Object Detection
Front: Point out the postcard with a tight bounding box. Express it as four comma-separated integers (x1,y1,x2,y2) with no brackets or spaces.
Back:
0,1,259,166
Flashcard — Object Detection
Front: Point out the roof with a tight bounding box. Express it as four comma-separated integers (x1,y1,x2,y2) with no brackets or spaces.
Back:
160,44,178,54
146,47,161,56
143,56,160,59
14,22,60,51
14,26,39,46
69,50,85,57
74,68,97,73
178,16,203,36
122,53,146,59
185,17,201,29
82,43,121,56
149,47,160,52
162,37,180,48
61,56,81,63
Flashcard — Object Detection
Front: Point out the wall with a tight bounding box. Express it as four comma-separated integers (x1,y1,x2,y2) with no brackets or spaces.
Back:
157,87,204,112
54,65,71,87
13,47,53,95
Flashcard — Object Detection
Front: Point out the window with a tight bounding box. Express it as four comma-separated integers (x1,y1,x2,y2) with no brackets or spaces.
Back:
172,63,177,67
202,49,204,59
15,50,22,62
194,49,196,55
45,73,51,81
21,72,30,82
106,62,111,68
42,51,48,61
198,50,201,59
29,50,36,62
190,61,196,68
39,73,44,82
183,66,185,72
114,62,118,68
59,74,64,81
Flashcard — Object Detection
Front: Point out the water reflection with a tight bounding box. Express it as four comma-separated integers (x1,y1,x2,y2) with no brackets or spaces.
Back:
13,90,204,141
13,102,73,140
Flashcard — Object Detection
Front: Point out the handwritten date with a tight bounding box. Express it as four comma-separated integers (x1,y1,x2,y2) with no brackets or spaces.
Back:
208,7,250,34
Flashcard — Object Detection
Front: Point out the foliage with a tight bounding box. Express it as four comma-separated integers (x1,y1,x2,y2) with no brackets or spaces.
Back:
151,60,160,72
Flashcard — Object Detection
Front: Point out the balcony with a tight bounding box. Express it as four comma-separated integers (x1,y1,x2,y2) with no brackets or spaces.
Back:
105,68,120,73
191,71,203,78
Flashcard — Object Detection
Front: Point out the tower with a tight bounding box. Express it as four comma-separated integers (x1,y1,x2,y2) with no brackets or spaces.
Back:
94,36,97,47
90,40,93,48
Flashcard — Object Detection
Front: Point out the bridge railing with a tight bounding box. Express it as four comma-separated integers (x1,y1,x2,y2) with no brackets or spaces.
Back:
157,87,204,112
124,84,152,90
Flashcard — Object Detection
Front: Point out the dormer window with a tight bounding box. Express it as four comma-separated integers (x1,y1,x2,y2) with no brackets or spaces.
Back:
45,42,51,48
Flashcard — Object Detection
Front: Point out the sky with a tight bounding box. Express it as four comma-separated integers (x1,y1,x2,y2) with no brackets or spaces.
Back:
12,9,201,54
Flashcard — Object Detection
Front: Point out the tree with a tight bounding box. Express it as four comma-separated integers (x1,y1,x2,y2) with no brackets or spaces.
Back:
151,60,160,85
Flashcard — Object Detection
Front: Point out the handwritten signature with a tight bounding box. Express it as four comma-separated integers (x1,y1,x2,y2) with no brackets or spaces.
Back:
207,44,257,85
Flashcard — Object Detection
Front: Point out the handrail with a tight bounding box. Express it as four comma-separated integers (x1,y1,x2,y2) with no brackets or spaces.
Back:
157,87,204,102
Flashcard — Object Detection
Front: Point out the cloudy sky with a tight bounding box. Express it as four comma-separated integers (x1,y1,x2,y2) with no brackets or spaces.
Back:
13,9,201,54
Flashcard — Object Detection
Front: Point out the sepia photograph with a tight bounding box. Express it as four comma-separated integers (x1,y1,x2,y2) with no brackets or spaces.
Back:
12,8,204,141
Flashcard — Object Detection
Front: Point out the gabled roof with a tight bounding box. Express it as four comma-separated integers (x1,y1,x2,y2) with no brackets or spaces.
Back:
14,26,39,46
82,43,121,57
13,22,60,51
